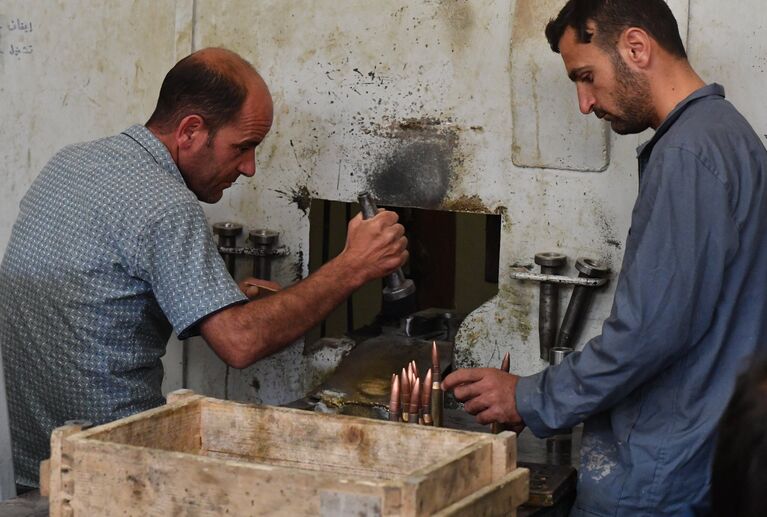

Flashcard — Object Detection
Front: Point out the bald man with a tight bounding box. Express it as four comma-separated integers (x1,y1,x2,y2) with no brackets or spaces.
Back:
0,48,408,489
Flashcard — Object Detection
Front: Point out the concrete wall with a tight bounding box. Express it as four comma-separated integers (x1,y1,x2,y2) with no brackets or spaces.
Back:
1,0,766,493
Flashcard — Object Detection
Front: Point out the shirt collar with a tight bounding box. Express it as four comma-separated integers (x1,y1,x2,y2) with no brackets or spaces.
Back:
636,83,726,158
121,124,185,184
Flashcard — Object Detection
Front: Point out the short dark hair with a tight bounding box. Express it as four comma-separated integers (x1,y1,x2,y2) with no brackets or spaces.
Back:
146,50,251,136
711,356,767,516
545,0,687,59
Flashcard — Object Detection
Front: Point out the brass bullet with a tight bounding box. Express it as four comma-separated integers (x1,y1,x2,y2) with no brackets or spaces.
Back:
389,374,401,422
401,367,411,423
409,379,421,424
491,352,512,434
421,369,433,426
431,341,443,427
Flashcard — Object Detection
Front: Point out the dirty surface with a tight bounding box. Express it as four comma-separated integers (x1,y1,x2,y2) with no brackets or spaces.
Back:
365,118,460,208
2,0,735,414
312,336,453,411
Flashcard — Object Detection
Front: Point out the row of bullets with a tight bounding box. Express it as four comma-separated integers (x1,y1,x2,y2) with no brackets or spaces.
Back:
388,341,444,426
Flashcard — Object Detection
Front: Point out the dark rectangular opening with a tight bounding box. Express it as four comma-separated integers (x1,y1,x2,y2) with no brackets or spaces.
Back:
307,200,501,341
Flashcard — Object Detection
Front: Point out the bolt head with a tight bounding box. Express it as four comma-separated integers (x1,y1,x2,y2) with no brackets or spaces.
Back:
249,229,279,245
212,222,243,237
535,252,567,269
575,257,610,277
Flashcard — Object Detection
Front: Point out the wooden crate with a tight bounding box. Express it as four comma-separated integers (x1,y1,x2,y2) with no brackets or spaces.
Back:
44,390,528,516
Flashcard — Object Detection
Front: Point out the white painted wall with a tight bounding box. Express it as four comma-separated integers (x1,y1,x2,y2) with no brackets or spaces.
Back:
0,0,191,496
1,0,766,492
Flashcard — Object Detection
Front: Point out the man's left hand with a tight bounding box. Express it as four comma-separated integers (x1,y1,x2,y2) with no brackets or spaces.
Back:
442,368,525,433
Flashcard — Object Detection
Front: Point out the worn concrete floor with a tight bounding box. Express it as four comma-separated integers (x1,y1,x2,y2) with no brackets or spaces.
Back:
0,490,48,517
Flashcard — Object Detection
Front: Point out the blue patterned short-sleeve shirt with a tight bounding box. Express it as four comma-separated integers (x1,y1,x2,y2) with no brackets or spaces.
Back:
0,125,246,485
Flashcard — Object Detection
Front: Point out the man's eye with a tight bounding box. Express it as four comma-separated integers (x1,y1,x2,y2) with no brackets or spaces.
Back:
582,74,593,83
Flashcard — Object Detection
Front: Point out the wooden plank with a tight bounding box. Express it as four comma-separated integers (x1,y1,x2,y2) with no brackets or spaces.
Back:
49,422,89,517
65,439,387,516
165,388,198,404
200,398,480,476
38,460,50,497
77,396,203,454
431,467,529,517
489,431,517,481
401,441,494,516
204,449,400,481
320,490,382,517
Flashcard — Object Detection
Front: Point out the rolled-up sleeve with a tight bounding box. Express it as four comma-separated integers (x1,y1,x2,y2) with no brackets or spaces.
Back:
517,147,739,437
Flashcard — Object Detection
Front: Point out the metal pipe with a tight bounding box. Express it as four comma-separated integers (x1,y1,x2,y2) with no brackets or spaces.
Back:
357,192,416,302
212,222,243,276
535,252,567,361
215,246,289,257
509,271,607,287
250,229,279,280
556,258,610,349
547,347,574,465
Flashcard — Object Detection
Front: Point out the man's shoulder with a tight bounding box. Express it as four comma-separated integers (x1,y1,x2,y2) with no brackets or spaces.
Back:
37,128,199,232
666,96,762,154
657,97,766,180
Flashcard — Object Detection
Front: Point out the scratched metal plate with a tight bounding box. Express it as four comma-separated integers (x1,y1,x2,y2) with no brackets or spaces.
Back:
311,336,453,409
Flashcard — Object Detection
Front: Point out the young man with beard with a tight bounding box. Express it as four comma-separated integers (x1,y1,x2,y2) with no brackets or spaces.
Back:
443,1,767,514
0,48,408,490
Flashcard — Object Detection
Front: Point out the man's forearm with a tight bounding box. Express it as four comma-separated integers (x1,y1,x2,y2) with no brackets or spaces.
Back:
200,253,366,367
200,210,407,368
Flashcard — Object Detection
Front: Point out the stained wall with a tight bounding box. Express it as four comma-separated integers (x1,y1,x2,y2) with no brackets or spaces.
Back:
1,2,766,492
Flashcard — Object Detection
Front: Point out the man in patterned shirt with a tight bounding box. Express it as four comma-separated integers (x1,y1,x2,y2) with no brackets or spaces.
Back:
0,48,409,489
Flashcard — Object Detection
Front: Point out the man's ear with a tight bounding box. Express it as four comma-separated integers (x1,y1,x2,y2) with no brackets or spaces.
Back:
175,114,207,150
621,27,652,69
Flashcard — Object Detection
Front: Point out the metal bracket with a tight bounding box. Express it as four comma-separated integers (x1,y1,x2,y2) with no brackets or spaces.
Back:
217,245,290,257
510,270,608,287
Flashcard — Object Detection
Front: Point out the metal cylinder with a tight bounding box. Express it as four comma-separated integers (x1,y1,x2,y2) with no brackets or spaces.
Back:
547,347,576,464
249,229,279,280
212,222,243,276
546,433,573,466
556,258,610,349
550,347,574,366
535,252,567,361
357,192,416,302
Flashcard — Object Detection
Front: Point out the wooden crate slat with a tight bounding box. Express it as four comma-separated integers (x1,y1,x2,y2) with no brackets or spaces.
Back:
431,467,530,517
67,439,388,516
401,441,494,516
205,449,401,481
200,398,479,475
78,396,203,454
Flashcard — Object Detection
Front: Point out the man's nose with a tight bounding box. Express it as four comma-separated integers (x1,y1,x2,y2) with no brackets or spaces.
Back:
239,150,256,177
576,85,595,115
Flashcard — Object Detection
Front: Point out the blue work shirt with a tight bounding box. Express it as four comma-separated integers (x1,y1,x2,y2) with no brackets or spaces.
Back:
516,84,767,516
0,125,246,486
